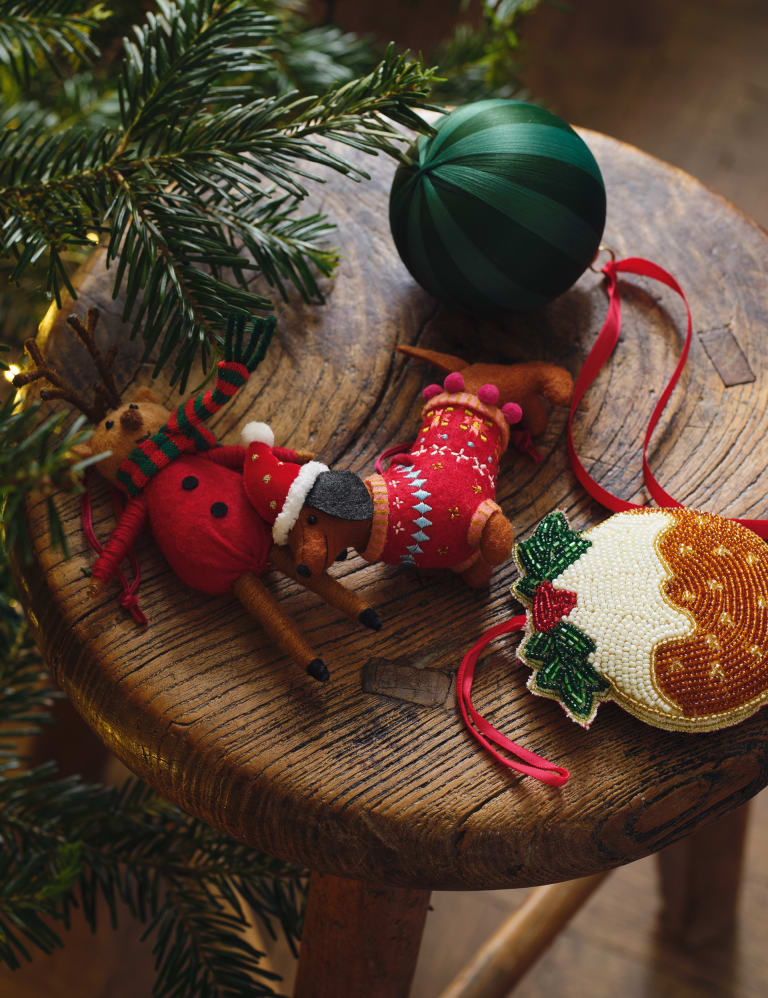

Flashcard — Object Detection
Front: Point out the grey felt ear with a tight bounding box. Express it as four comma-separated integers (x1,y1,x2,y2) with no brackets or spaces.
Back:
306,471,373,521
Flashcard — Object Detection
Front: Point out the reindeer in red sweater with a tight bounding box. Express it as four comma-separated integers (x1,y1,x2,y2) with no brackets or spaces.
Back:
239,346,574,588
16,310,380,682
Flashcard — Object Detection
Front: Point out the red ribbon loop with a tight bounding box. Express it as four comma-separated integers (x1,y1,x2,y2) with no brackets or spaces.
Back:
374,441,415,474
457,616,570,787
568,256,768,538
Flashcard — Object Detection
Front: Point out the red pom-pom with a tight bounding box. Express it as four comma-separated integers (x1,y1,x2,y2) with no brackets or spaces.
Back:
478,383,499,405
444,372,465,393
422,384,443,400
502,402,523,424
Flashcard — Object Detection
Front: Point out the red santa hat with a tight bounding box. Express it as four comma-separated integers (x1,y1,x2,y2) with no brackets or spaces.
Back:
241,421,329,546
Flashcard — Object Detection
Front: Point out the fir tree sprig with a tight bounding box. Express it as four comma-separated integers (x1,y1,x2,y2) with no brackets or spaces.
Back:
0,576,306,993
0,0,107,83
432,0,541,103
0,763,307,991
0,0,439,390
0,393,99,558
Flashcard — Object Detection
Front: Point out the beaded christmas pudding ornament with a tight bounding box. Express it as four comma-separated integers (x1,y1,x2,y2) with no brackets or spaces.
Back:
455,257,768,787
514,507,768,732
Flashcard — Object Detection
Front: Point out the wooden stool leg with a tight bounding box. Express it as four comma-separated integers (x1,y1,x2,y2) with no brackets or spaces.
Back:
656,802,751,947
438,873,607,998
294,872,431,998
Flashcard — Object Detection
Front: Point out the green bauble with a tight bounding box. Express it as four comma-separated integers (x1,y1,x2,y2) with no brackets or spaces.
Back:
389,100,606,313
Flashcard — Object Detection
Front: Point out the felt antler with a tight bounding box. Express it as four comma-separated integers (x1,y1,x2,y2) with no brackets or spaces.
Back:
13,308,121,423
65,308,121,413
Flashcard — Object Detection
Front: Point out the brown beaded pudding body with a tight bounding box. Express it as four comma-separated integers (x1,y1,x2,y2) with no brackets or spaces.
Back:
515,507,768,732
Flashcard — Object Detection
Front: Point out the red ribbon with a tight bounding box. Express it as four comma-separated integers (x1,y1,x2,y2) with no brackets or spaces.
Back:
374,441,415,474
456,616,570,787
569,256,768,537
80,479,148,626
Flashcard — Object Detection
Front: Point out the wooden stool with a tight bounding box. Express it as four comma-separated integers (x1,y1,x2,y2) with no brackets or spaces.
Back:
15,131,768,996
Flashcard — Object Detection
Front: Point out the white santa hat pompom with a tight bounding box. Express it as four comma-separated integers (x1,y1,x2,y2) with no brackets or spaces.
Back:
241,421,275,447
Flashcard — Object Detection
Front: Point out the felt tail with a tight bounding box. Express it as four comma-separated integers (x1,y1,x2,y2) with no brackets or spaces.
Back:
398,346,573,408
397,344,468,372
513,361,574,408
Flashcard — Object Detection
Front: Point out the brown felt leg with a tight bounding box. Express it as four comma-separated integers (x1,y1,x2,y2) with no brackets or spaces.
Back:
233,572,329,682
461,556,494,588
480,510,515,567
270,545,381,631
294,872,430,998
656,802,750,946
518,392,549,437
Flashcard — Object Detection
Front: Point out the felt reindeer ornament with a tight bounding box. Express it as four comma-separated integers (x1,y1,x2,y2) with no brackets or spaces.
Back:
16,309,381,682
239,351,573,587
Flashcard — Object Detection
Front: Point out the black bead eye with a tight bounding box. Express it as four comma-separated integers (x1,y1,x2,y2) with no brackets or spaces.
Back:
307,513,317,526
129,403,139,409
105,420,114,430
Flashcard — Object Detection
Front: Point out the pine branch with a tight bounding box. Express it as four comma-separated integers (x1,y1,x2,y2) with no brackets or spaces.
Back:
0,1,438,389
0,555,59,759
151,879,281,998
267,21,376,93
0,842,81,969
0,765,306,992
0,0,106,83
0,393,98,559
432,0,542,103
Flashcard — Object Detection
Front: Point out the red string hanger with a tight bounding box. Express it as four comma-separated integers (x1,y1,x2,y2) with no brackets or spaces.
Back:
80,477,147,626
457,616,570,787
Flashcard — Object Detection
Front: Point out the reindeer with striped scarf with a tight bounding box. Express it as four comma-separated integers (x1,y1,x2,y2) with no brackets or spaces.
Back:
17,310,380,682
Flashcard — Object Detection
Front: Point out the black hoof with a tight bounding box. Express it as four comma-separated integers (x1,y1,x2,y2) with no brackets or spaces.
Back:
297,563,311,578
335,548,349,562
359,607,382,631
307,658,330,682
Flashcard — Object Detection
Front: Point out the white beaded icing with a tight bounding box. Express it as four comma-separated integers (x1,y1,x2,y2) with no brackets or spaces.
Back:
552,509,693,716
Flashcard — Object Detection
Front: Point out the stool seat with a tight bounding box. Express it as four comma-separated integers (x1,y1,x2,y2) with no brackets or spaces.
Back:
18,130,768,892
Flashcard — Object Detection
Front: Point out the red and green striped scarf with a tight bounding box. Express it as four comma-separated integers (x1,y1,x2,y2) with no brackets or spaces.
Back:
116,360,249,497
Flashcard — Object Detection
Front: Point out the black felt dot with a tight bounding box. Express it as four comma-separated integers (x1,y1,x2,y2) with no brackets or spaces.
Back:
210,502,228,518
181,476,198,491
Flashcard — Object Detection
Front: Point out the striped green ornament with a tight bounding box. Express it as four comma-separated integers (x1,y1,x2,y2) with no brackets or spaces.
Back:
389,100,607,313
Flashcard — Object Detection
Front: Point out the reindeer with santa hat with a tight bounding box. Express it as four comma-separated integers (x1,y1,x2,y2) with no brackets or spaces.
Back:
241,348,573,588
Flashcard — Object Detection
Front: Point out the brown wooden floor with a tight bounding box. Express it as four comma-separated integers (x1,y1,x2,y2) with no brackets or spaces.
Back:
3,0,767,995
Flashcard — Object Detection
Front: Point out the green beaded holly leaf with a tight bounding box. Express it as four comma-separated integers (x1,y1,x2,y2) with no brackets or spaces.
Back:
522,622,610,726
513,511,591,602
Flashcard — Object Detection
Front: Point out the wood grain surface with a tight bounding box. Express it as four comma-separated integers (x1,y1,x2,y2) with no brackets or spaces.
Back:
14,130,768,891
